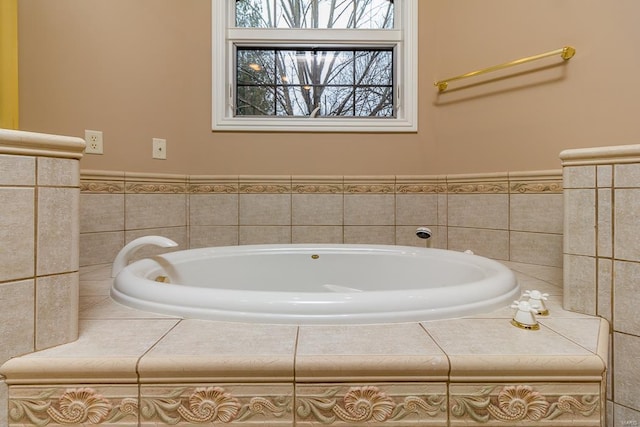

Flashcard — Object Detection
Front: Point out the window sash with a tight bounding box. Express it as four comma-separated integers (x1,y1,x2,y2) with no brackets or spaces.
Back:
212,0,417,132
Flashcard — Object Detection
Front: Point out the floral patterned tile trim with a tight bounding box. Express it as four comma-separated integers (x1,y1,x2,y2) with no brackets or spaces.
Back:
449,382,602,426
140,383,293,426
7,382,604,426
8,384,138,426
295,382,448,426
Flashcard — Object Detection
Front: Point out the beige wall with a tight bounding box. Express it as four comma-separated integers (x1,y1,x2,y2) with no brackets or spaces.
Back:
17,0,640,176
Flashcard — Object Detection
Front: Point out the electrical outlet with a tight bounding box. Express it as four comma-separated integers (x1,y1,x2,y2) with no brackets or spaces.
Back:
152,138,167,159
84,130,103,154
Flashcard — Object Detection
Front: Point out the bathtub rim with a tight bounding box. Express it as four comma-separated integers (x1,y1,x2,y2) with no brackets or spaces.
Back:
111,244,520,325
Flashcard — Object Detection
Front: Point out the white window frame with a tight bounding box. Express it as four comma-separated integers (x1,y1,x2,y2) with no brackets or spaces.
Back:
212,0,418,132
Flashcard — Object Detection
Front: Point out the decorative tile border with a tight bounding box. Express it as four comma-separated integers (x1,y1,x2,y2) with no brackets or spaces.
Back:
189,176,238,194
79,171,562,196
140,384,293,426
344,176,395,194
449,383,602,426
510,181,563,194
295,383,448,426
509,170,563,194
5,381,606,426
8,385,138,426
239,176,291,194
292,176,343,194
396,176,445,194
80,181,125,194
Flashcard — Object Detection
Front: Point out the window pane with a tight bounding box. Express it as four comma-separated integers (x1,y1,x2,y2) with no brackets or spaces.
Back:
355,50,392,85
355,87,393,116
236,86,276,115
235,0,273,27
354,0,394,29
275,86,316,115
236,47,393,117
237,49,275,84
236,0,393,29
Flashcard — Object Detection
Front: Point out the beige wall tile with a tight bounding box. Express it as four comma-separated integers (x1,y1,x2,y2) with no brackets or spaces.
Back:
615,163,640,188
613,260,640,336
395,193,438,225
437,193,447,226
80,231,124,266
189,225,239,248
239,226,291,245
125,193,187,230
0,379,6,427
614,403,640,426
614,189,640,262
0,154,35,185
597,165,612,188
598,188,613,258
447,194,509,229
239,194,291,225
563,254,596,315
35,272,79,350
37,187,79,276
510,231,562,267
510,193,563,233
0,279,34,365
564,165,595,188
292,194,343,225
437,194,449,226
447,227,509,260
292,226,343,244
433,225,447,249
564,189,596,256
80,193,124,233
344,194,395,225
0,188,35,281
614,332,640,412
189,193,238,226
344,225,395,245
597,258,612,323
37,157,79,187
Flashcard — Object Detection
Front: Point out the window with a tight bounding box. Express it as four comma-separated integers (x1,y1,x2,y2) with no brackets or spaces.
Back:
212,0,418,132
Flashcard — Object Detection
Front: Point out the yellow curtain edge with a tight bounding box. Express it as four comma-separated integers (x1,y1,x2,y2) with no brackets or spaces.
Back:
0,0,20,129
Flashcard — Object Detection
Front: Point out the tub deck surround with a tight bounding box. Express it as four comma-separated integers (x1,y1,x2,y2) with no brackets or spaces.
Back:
1,262,608,426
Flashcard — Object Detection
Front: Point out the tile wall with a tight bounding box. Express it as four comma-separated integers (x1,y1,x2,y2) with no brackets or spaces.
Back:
0,129,85,366
562,144,640,426
79,170,563,268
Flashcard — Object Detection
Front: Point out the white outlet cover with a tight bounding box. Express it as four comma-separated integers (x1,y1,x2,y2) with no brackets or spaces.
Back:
152,138,167,159
84,130,103,154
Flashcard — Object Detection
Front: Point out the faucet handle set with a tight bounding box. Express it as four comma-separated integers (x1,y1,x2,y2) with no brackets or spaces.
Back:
511,290,549,330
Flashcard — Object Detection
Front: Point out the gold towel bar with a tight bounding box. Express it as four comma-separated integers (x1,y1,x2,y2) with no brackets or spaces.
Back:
434,46,576,92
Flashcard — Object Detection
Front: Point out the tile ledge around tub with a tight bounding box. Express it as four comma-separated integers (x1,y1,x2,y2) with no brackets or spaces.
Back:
0,317,607,386
0,357,141,385
0,128,86,159
560,143,640,166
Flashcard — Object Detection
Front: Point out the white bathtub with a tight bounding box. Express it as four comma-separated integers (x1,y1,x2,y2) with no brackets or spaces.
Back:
111,244,519,324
